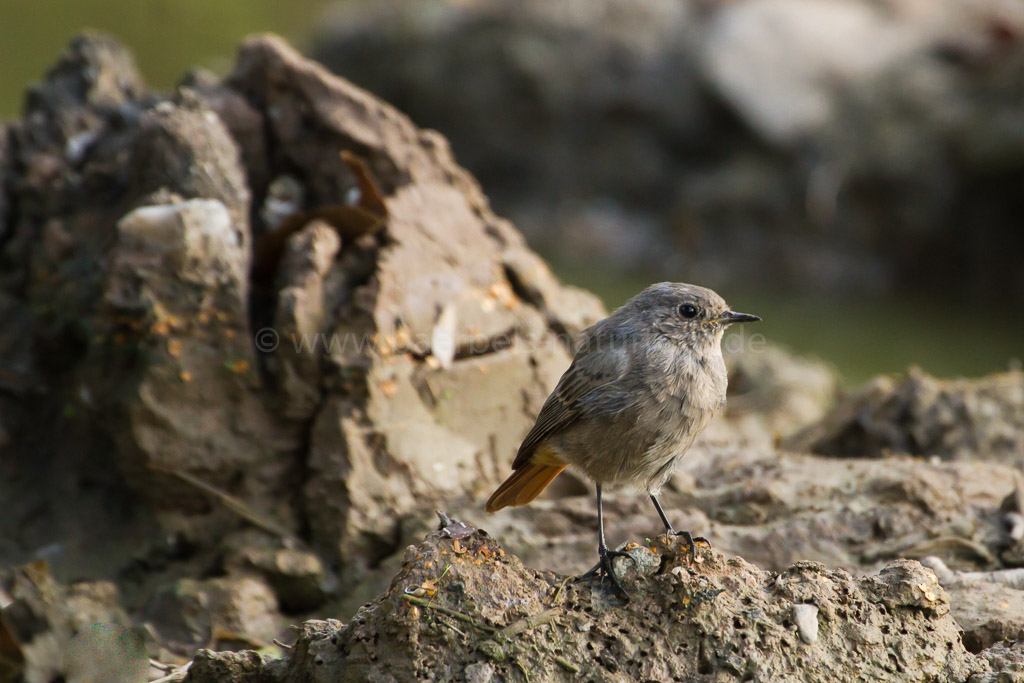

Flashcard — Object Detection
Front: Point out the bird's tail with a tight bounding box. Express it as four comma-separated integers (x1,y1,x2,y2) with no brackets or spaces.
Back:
485,459,567,513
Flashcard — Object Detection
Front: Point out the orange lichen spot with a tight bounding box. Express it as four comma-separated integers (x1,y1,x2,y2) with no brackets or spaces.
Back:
167,339,183,357
225,359,249,374
180,371,193,383
224,329,237,340
378,379,398,397
151,321,170,336
488,281,520,310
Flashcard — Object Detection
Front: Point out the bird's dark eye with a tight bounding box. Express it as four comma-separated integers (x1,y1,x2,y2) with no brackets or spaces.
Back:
678,303,699,319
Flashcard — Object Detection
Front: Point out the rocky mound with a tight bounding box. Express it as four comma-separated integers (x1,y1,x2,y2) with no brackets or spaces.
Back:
786,368,1024,464
0,30,603,587
185,521,982,682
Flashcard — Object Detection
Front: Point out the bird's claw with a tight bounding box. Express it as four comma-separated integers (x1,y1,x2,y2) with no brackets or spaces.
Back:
672,530,711,566
577,547,635,598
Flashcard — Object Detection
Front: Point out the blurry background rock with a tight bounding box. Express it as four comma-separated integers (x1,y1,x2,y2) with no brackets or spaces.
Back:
312,0,1024,299
309,0,1024,380
3,0,1024,381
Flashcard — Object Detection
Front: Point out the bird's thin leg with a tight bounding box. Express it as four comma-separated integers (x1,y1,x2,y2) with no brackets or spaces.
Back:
578,484,634,596
649,492,710,565
650,493,675,532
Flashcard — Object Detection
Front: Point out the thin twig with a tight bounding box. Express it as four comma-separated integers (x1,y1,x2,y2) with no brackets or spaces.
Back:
149,664,190,683
437,618,466,637
513,660,531,682
550,576,571,605
903,536,997,565
922,556,1024,590
496,608,561,640
401,594,496,633
552,656,579,673
151,465,295,541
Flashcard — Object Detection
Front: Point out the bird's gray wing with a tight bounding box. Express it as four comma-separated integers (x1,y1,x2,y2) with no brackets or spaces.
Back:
512,343,633,469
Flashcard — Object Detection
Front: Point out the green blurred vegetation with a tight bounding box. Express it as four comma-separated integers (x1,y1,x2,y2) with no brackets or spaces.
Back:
557,264,1024,386
0,0,336,117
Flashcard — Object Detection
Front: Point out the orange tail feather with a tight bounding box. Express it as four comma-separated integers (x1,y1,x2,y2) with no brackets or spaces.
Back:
485,463,567,513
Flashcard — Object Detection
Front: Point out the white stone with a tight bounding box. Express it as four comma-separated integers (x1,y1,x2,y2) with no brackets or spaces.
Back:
793,603,819,644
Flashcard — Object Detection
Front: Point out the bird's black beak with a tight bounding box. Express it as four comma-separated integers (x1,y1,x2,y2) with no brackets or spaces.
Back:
714,310,761,325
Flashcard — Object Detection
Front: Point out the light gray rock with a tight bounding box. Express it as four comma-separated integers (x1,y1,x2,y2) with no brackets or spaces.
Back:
786,368,1024,465
792,603,819,644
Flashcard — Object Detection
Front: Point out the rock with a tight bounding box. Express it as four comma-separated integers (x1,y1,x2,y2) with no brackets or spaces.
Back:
222,531,334,613
144,575,281,654
0,29,605,659
725,344,839,438
99,193,301,525
62,623,148,683
180,524,984,681
950,580,1024,653
0,562,138,683
700,0,922,144
464,662,496,683
786,368,1024,464
922,556,1024,653
184,649,272,683
221,33,604,572
501,244,613,340
792,603,819,644
312,0,1024,301
973,640,1024,682
269,220,341,420
477,433,1019,580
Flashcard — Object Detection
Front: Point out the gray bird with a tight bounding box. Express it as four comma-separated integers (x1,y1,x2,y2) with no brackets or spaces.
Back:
486,282,760,595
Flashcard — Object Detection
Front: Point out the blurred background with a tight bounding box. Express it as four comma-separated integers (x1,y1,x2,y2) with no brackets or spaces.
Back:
4,0,1021,384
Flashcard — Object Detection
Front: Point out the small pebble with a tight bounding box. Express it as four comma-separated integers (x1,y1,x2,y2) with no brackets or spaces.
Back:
793,603,819,644
464,662,495,683
1006,512,1024,542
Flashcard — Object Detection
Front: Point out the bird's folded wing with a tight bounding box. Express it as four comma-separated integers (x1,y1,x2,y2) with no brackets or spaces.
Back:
512,343,634,469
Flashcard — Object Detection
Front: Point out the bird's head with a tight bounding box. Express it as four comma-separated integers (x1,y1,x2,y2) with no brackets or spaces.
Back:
624,282,761,349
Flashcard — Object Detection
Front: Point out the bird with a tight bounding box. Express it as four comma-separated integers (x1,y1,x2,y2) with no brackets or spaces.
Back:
485,282,760,595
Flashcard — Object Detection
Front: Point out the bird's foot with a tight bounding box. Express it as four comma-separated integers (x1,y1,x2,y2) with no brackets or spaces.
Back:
577,547,636,598
669,530,710,566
